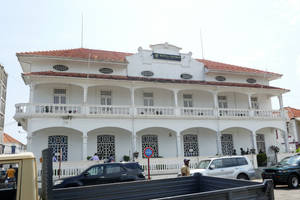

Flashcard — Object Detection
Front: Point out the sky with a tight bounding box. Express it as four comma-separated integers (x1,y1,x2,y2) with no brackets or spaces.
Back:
0,0,300,143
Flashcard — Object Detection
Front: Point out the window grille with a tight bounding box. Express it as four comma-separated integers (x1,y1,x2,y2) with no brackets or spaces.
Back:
221,134,234,155
48,135,68,161
97,135,115,159
142,135,159,158
183,134,199,157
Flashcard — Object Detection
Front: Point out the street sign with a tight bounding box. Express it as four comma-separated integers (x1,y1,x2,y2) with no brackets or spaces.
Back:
143,147,154,180
144,147,154,158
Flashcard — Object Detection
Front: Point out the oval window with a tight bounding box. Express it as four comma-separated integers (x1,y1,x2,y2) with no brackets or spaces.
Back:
180,73,193,79
141,71,154,77
53,65,69,71
215,76,226,81
246,78,256,83
99,68,113,74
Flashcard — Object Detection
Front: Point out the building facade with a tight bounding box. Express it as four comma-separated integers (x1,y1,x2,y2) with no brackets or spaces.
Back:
2,133,26,154
0,64,7,154
285,107,300,150
14,43,289,161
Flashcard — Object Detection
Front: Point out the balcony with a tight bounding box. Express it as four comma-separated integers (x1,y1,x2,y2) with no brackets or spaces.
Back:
15,103,284,120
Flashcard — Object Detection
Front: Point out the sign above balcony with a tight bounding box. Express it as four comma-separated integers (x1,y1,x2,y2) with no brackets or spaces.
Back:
152,53,181,61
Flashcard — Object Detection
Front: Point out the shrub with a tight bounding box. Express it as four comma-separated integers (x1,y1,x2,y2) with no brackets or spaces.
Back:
123,155,130,162
296,147,300,153
257,153,267,167
86,156,92,160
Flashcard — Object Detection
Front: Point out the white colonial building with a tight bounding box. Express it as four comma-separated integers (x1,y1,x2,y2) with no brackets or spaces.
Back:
14,43,290,162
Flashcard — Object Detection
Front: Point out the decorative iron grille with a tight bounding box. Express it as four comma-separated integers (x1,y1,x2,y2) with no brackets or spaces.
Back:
97,135,115,159
142,135,159,158
48,135,68,161
183,134,199,157
221,134,234,155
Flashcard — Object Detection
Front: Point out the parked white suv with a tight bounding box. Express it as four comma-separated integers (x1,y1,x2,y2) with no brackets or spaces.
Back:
189,156,256,180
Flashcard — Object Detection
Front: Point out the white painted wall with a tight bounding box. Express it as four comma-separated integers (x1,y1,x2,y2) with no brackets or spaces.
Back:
135,88,174,106
136,128,177,158
87,127,131,162
178,90,214,107
32,127,83,161
205,73,269,85
34,84,83,104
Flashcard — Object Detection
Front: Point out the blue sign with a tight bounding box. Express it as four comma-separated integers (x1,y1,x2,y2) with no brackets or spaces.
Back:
144,147,154,158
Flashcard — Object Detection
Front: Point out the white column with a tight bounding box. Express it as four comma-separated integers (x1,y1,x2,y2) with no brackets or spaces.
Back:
82,133,88,160
216,131,222,155
247,94,252,109
251,132,258,154
29,83,35,103
26,132,32,152
176,132,181,157
278,94,283,110
283,129,289,153
130,88,135,115
173,90,180,116
132,131,137,153
83,86,88,104
213,91,219,117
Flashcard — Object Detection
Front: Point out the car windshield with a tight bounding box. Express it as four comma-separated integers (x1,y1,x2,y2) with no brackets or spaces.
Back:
279,156,300,165
197,160,211,169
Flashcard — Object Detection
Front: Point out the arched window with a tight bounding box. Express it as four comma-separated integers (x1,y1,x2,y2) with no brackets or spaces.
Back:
142,135,159,158
48,135,68,161
183,134,199,157
97,135,115,159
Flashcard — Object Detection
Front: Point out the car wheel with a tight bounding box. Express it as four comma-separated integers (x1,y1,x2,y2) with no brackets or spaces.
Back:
288,175,299,189
237,174,249,180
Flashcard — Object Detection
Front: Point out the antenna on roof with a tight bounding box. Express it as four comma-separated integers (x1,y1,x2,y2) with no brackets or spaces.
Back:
200,28,205,59
81,13,84,48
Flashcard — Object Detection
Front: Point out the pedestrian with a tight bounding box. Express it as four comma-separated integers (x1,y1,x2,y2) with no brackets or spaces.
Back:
90,153,100,161
6,165,16,181
53,155,57,162
108,155,114,163
181,159,190,176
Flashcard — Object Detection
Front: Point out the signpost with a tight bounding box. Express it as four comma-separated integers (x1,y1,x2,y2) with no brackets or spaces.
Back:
144,147,154,180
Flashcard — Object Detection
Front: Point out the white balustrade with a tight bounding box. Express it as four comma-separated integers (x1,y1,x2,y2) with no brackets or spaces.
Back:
218,109,250,118
88,105,130,115
34,104,82,115
180,107,214,117
15,103,283,120
136,107,175,116
253,110,281,119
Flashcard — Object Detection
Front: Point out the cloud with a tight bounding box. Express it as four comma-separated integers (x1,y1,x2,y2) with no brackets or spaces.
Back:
296,55,300,76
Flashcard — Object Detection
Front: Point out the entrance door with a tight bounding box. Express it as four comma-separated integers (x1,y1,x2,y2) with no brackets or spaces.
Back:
221,134,234,155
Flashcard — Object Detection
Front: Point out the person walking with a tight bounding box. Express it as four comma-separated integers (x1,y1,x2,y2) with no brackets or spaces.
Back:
181,159,190,176
90,153,100,161
6,165,16,181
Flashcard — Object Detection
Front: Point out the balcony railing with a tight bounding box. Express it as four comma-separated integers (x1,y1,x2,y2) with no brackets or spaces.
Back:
136,107,174,116
88,105,130,115
15,103,284,120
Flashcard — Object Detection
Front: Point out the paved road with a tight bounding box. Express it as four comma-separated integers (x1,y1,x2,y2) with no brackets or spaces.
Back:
274,185,300,200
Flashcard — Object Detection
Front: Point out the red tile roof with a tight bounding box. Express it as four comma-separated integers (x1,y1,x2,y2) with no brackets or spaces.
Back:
197,59,281,77
3,133,24,145
285,107,300,119
17,48,133,63
23,71,288,91
17,48,281,77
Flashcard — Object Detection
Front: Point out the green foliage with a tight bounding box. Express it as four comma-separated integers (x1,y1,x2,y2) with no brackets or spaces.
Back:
296,148,300,153
123,155,130,162
257,153,267,167
86,156,92,160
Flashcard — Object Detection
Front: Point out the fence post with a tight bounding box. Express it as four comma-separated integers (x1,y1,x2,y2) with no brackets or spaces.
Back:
41,148,53,200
